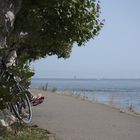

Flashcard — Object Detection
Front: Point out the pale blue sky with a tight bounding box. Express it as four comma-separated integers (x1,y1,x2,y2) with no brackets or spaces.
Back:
31,0,140,79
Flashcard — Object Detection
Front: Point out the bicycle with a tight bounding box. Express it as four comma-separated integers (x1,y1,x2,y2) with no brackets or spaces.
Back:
0,60,32,124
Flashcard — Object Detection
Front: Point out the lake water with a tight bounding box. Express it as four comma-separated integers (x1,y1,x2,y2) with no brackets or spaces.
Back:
31,79,140,112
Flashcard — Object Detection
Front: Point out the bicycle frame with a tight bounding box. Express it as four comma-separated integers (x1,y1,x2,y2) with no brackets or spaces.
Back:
0,61,32,123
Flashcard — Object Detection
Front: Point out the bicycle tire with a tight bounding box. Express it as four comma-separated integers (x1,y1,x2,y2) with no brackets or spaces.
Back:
11,92,32,124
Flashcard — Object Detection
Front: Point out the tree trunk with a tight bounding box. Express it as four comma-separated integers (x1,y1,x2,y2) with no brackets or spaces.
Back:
0,0,22,48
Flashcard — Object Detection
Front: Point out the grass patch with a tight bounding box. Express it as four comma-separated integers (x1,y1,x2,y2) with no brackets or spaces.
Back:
0,123,49,140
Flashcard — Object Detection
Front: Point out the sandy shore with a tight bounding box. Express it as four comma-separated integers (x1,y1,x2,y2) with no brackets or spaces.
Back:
31,89,140,140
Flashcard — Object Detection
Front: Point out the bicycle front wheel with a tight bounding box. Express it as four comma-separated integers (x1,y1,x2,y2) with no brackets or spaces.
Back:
11,92,32,124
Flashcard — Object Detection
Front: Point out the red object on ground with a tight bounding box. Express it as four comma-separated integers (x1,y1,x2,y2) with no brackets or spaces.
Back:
32,95,45,106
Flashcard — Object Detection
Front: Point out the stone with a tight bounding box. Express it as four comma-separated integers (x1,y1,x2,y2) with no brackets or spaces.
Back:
0,109,17,127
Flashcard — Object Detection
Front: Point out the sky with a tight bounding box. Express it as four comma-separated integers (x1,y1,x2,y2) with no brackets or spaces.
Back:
31,0,140,79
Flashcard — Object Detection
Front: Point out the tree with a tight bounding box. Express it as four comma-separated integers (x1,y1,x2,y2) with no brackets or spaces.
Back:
8,0,103,63
0,0,103,109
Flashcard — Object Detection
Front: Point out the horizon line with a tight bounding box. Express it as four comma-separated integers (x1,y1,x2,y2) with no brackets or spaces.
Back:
32,77,140,80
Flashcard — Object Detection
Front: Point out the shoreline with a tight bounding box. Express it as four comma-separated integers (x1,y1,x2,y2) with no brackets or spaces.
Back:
31,78,140,113
56,90,140,116
32,88,140,117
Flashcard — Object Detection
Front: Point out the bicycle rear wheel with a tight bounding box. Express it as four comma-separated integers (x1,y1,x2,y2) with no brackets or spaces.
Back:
11,92,32,124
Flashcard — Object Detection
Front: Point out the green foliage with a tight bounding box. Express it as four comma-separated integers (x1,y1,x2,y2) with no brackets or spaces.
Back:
8,0,103,62
0,71,16,110
0,85,13,110
11,63,35,89
0,63,34,110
